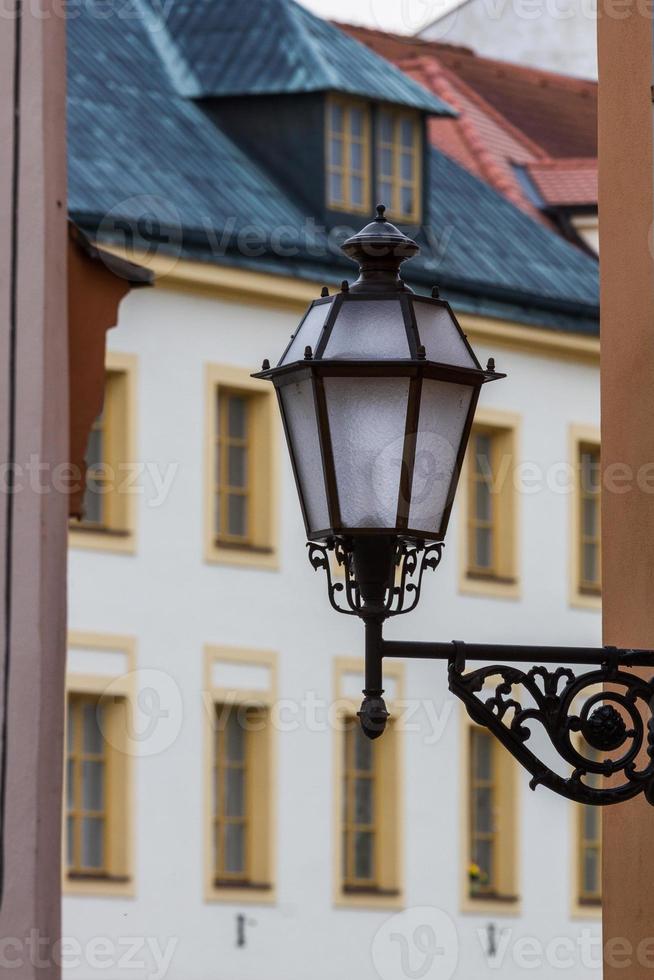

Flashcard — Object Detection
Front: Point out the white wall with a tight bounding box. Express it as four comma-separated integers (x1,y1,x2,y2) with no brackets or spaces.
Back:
65,283,602,980
420,0,597,80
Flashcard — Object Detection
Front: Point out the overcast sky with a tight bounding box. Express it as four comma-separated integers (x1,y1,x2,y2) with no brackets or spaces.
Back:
296,0,457,35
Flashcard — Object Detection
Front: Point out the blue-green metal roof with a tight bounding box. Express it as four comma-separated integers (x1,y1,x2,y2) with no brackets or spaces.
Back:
67,0,599,336
132,0,453,113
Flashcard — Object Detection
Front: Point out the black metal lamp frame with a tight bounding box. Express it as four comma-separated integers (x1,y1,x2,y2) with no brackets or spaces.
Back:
309,535,654,808
256,206,654,810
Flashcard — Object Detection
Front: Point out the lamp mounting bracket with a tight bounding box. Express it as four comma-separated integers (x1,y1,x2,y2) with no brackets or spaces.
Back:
307,536,654,807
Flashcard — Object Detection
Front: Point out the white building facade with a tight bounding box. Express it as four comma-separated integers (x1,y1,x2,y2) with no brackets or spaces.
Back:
64,267,602,980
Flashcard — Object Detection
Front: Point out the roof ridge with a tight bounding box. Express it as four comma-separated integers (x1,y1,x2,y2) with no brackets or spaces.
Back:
403,52,548,160
407,55,541,212
132,0,203,97
528,156,597,169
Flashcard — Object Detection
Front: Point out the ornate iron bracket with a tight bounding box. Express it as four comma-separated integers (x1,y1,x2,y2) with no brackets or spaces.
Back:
448,653,654,807
307,537,443,617
309,535,654,806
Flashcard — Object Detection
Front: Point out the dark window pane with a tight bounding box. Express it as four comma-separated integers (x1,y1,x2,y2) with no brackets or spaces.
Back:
400,118,415,148
473,731,492,780
330,172,344,204
354,728,373,772
400,152,413,181
330,103,344,134
225,768,245,818
583,497,598,536
379,148,392,176
228,396,247,439
350,108,364,137
475,434,492,475
583,847,599,894
225,713,246,763
82,480,104,525
475,527,493,569
476,480,492,522
474,838,493,884
82,760,104,811
81,817,104,869
227,495,247,537
351,176,364,207
330,138,343,167
379,113,393,142
85,423,103,468
67,759,75,808
351,142,363,172
82,703,103,754
228,445,247,489
353,831,374,880
354,778,373,824
224,823,245,875
583,543,598,584
474,787,493,834
400,187,413,216
66,816,75,867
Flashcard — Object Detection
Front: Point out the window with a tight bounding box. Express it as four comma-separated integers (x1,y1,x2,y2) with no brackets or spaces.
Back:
204,647,276,903
376,109,421,223
577,751,602,908
342,722,377,889
578,443,601,595
463,418,519,596
326,98,371,214
64,690,130,890
334,658,402,908
212,704,268,886
70,352,137,553
466,725,519,908
206,365,278,568
66,695,108,876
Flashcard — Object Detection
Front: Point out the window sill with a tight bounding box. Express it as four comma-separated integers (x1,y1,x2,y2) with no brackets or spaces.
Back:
572,898,602,920
460,572,520,601
205,539,278,571
205,880,276,905
570,589,601,612
461,892,521,917
63,872,134,898
69,524,135,555
335,886,404,911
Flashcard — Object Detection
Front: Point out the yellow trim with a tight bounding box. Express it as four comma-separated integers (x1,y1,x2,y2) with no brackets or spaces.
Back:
460,705,521,916
569,425,602,611
204,364,279,570
326,96,372,215
96,248,601,364
332,657,404,910
459,409,521,600
69,351,138,555
64,632,136,898
376,108,422,223
203,646,277,905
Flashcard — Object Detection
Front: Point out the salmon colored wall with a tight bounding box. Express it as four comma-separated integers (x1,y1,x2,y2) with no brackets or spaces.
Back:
598,1,654,974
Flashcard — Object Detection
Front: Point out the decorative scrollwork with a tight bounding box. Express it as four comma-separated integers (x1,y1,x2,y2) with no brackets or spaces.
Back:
449,657,654,806
307,538,443,618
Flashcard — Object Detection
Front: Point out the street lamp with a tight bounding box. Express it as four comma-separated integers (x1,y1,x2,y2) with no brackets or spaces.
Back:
254,206,654,809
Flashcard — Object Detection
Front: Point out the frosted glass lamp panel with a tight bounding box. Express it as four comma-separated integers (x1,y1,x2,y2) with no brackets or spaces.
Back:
414,301,478,369
409,380,474,535
280,379,330,534
280,302,332,366
324,377,410,528
323,300,410,360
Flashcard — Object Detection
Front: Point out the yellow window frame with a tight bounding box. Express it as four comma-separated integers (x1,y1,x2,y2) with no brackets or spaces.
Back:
376,109,422,223
66,693,108,877
578,442,602,596
342,722,378,890
326,97,371,215
216,389,252,548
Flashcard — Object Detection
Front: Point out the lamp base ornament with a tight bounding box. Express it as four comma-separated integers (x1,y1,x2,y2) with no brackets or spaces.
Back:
308,536,654,807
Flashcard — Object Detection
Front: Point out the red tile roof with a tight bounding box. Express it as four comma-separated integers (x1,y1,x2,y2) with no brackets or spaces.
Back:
525,158,598,206
339,24,597,158
337,23,598,225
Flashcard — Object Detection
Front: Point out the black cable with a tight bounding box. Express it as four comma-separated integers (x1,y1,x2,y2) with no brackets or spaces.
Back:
1,0,23,906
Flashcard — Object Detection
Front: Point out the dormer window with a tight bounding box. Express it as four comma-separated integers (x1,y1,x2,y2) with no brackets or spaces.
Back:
326,97,371,214
376,109,421,223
